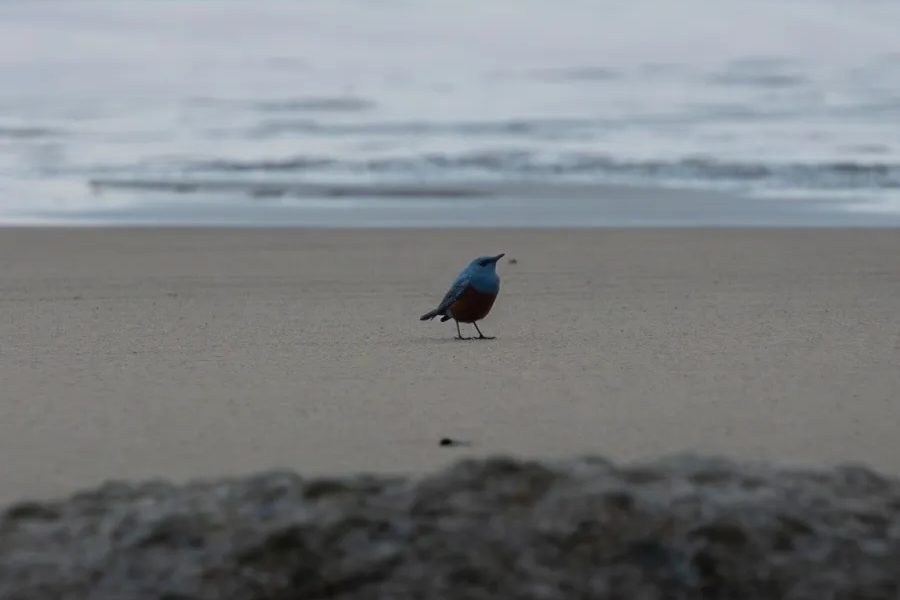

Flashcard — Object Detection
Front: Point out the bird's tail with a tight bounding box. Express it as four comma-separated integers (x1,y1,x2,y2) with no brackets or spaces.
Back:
420,309,440,321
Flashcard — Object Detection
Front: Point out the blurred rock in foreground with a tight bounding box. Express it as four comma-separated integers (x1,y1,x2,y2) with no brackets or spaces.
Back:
2,456,900,600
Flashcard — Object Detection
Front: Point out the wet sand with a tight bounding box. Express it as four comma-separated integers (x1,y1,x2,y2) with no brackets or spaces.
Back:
1,228,899,505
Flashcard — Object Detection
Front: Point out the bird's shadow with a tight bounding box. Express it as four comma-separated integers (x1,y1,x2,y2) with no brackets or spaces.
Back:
407,336,499,345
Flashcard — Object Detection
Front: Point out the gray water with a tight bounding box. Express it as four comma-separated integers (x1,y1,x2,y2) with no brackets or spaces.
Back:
2,0,900,225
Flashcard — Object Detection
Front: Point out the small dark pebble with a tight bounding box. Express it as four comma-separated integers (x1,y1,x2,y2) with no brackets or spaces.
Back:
439,438,471,448
508,258,518,264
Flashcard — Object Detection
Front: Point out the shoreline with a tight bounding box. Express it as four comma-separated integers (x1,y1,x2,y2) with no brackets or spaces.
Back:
5,180,900,227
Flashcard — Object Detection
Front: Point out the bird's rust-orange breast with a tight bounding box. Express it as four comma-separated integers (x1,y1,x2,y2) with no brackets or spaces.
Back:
449,286,497,323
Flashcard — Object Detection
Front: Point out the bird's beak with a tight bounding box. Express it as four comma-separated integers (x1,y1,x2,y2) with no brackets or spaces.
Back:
491,253,505,263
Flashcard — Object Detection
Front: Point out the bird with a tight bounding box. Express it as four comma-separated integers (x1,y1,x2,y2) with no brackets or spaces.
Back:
420,253,504,340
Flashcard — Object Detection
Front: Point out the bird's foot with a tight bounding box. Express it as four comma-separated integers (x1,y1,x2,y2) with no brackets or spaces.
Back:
472,323,495,340
456,335,472,340
476,335,495,340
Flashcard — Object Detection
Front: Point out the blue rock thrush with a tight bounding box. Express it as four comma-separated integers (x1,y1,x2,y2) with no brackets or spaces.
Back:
420,253,504,340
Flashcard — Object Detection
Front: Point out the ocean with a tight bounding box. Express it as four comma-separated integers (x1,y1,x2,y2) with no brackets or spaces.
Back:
2,0,900,225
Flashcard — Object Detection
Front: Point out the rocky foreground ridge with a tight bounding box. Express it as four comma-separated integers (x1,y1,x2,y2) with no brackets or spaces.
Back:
2,456,899,599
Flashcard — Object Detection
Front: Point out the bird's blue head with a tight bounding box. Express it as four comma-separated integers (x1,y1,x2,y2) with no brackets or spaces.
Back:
463,253,504,293
468,254,505,270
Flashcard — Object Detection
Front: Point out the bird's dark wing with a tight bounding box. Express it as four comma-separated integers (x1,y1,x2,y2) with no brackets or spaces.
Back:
435,273,470,314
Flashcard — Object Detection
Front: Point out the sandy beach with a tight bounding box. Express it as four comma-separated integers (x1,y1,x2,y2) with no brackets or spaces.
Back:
1,228,899,506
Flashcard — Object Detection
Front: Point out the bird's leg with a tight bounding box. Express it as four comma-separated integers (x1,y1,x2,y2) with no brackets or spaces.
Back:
455,320,471,340
473,322,495,340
